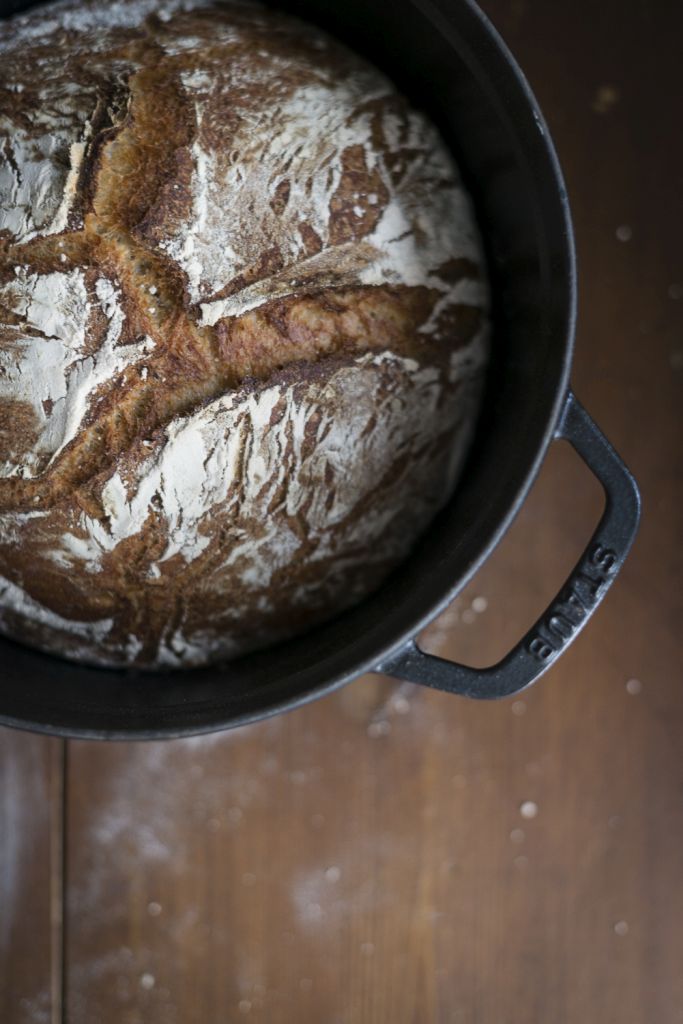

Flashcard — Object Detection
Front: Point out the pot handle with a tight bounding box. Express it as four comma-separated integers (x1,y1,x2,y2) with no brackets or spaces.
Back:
376,392,641,699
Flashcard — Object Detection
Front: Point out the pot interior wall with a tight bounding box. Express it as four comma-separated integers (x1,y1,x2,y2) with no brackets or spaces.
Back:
0,0,574,736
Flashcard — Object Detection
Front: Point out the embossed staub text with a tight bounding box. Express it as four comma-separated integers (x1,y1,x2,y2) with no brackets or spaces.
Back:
527,544,618,662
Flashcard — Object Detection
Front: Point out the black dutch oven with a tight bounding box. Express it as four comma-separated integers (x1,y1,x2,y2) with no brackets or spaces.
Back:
0,0,640,739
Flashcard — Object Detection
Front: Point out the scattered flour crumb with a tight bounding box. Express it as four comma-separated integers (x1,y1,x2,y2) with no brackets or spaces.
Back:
305,902,323,922
625,677,642,695
614,920,629,936
520,801,538,820
140,973,155,990
391,695,411,715
616,224,632,242
592,84,620,113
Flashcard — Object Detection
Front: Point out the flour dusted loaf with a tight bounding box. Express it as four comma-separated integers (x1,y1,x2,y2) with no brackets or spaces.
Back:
0,0,489,669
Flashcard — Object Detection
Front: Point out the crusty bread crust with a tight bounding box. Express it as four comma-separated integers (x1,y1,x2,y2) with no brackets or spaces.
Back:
0,0,488,668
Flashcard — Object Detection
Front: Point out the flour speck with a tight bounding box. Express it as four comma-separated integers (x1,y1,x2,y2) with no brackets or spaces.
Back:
391,694,411,715
591,84,620,114
367,719,391,738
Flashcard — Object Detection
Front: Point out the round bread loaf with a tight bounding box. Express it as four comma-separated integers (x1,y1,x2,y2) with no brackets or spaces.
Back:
0,0,489,669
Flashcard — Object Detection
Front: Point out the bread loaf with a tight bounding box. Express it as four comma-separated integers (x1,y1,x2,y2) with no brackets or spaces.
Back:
0,0,489,669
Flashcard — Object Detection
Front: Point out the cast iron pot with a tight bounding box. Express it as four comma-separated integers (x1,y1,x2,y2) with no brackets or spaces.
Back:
0,0,640,739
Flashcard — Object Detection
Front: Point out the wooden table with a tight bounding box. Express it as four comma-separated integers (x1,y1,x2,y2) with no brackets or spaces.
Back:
2,2,682,1021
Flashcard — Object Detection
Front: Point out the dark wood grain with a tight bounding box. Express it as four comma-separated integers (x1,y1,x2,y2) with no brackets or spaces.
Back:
7,1,679,1021
0,732,63,1024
